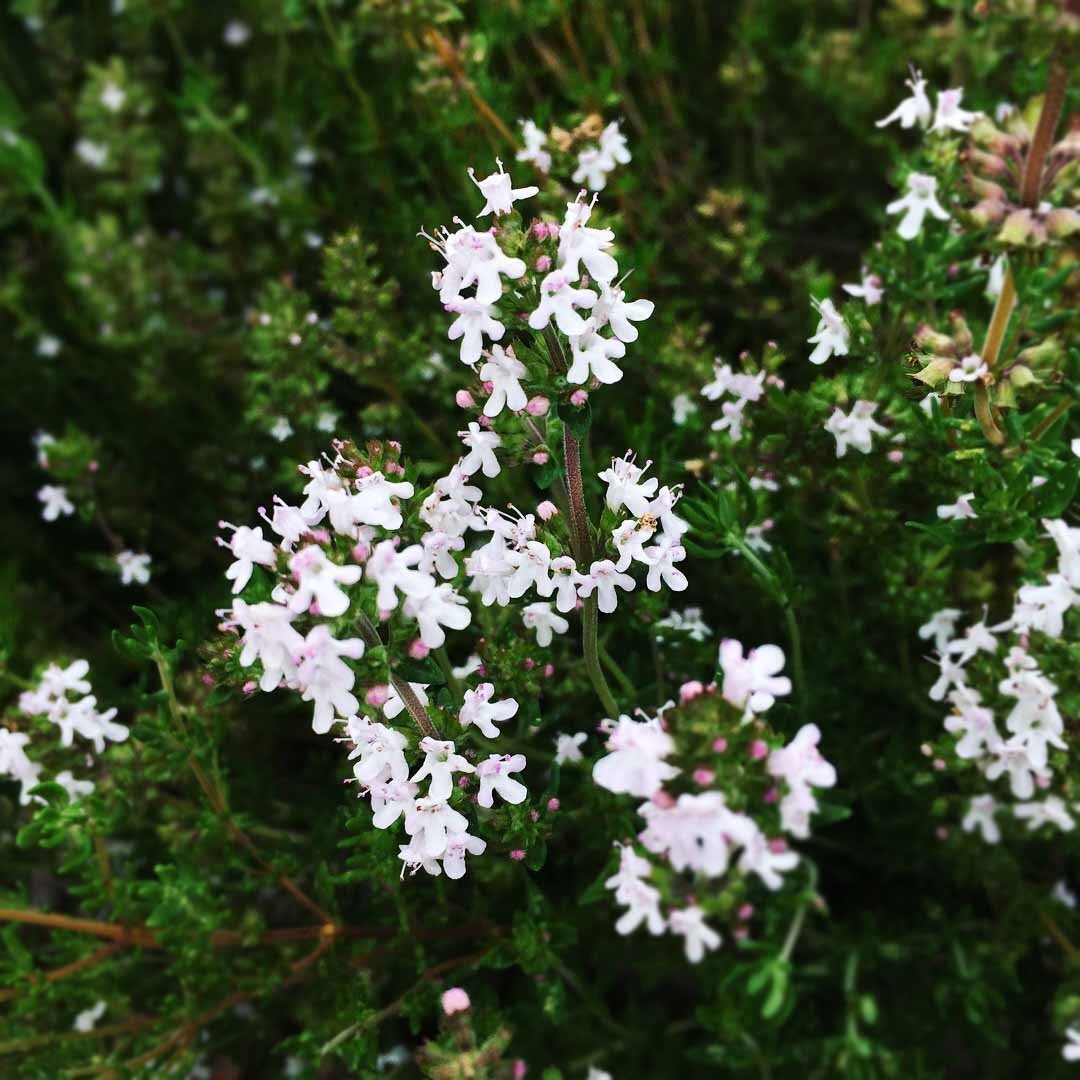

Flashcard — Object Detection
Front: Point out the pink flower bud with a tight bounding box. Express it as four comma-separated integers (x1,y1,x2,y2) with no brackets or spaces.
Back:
887,449,904,463
478,415,493,429
532,221,549,240
525,395,550,416
309,601,322,617
737,903,754,920
523,658,535,670
543,664,554,677
378,608,393,622
547,798,560,812
762,787,779,804
532,451,549,465
569,389,588,407
457,775,470,788
242,680,257,695
530,810,539,822
679,680,704,704
365,685,389,707
712,737,728,753
455,390,475,408
386,462,405,475
651,789,676,809
482,380,494,393
535,254,552,272
692,767,715,787
749,739,768,760
932,758,946,771
408,639,430,660
356,466,373,479
441,987,471,1015
537,500,559,521
509,849,526,862
351,542,370,563
513,1060,528,1080
88,460,100,472
935,826,950,841
201,674,215,686
767,838,788,854
289,333,302,346
733,926,749,941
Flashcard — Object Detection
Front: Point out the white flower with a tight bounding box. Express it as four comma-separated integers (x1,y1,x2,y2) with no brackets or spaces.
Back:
710,398,747,441
612,518,654,571
442,829,487,879
287,546,362,617
36,334,61,358
648,486,688,539
592,713,678,798
886,173,950,240
572,147,611,191
1053,881,1077,909
223,19,251,46
116,550,152,586
73,1000,107,1033
55,770,94,802
219,524,277,593
100,82,126,111
231,599,305,692
543,556,582,613
447,298,505,366
876,67,932,130
468,158,538,216
948,354,988,383
824,400,888,457
984,737,1047,800
642,536,688,593
459,683,518,739
0,728,42,805
918,608,962,652
597,453,657,517
522,602,569,646
807,298,849,365
515,118,551,173
403,583,471,649
295,626,366,734
668,906,721,964
366,779,417,829
554,731,587,764
479,345,528,416
567,318,626,385
578,559,635,614
961,794,1001,844
411,738,475,801
458,423,502,478
557,195,619,283
936,493,977,521
315,409,337,433
944,692,1001,759
671,393,696,425
719,640,791,713
985,255,1007,301
403,798,469,858
365,541,434,612
738,830,799,890
768,724,837,794
1014,796,1075,833
842,269,884,305
606,843,665,935
593,282,654,343
436,225,526,305
38,485,74,522
475,753,528,808
656,607,711,642
269,416,294,442
1045,518,1080,588
75,139,108,168
1064,1028,1080,1063
930,88,980,134
528,270,597,336
347,718,410,789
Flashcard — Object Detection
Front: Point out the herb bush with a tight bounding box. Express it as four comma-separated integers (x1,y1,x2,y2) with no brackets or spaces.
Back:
1,2,1079,1077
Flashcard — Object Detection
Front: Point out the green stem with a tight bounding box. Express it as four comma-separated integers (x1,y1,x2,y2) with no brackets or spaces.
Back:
433,646,463,703
783,604,808,725
599,643,636,700
582,595,619,718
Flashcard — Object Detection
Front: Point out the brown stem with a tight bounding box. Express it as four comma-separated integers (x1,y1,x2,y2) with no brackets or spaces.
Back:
973,261,1017,448
0,942,124,1003
1020,57,1069,208
354,612,440,740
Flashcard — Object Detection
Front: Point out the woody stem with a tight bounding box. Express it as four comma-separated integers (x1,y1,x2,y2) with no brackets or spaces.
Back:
355,611,440,739
1020,56,1069,208
974,262,1016,447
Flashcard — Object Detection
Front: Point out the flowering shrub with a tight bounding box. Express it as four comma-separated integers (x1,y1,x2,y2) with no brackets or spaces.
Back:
2,2,1079,1077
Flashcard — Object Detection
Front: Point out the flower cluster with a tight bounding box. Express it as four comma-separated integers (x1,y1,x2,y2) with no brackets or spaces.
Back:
593,641,835,963
216,439,531,879
515,115,631,192
3,659,125,804
923,518,1079,843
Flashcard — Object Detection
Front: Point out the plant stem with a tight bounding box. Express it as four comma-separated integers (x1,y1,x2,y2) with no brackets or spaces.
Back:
783,604,808,725
582,596,619,717
1020,56,1069,208
355,612,440,739
974,262,1016,448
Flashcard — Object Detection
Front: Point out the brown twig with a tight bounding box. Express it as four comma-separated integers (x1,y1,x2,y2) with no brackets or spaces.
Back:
1020,56,1069,208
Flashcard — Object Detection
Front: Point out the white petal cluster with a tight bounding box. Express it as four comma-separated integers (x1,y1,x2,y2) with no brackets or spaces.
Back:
823,400,889,458
932,519,1080,840
701,355,770,440
594,646,834,964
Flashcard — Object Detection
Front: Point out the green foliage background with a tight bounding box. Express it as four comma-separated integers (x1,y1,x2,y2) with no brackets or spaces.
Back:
1,1,1078,1077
